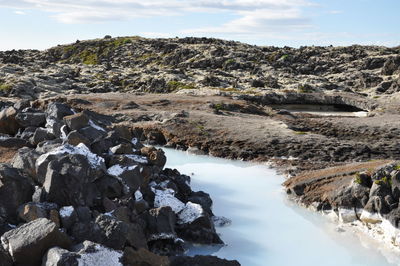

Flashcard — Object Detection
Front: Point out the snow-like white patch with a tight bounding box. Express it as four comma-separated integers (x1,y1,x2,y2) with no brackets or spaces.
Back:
154,189,185,213
89,120,106,132
178,201,203,224
148,232,176,241
125,154,148,164
107,164,137,177
59,206,74,218
131,138,138,145
36,143,105,169
60,125,68,140
134,189,143,201
77,243,122,266
338,208,362,224
360,210,382,224
7,224,16,229
45,117,56,134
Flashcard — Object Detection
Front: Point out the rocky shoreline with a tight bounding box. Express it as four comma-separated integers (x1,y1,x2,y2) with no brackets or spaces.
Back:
0,100,239,265
1,36,400,264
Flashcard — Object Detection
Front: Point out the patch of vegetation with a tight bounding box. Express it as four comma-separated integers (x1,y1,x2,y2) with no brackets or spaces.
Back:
374,176,392,186
0,82,13,92
224,59,236,65
354,172,362,184
189,121,209,136
80,49,99,65
297,84,314,93
166,81,197,92
294,131,308,135
280,54,290,60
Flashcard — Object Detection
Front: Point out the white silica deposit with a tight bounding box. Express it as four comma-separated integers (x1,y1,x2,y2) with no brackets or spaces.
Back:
36,143,105,169
163,148,400,266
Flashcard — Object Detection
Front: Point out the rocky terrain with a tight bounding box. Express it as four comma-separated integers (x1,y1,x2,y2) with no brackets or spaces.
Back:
0,100,239,265
0,36,399,100
1,35,400,263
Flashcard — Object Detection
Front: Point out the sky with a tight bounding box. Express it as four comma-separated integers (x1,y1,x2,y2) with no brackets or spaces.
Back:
0,0,399,51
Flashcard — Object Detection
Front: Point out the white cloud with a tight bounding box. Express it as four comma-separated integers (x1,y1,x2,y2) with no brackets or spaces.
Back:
1,0,315,40
14,10,26,15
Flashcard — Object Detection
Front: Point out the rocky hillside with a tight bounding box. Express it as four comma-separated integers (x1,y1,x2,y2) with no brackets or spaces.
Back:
0,36,399,99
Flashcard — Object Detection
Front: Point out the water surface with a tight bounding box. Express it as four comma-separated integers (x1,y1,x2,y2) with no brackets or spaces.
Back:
164,148,398,266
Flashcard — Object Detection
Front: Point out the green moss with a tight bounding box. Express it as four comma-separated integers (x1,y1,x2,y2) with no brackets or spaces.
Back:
224,59,236,65
354,173,362,184
0,82,12,92
294,131,308,135
166,81,197,92
80,50,99,65
394,164,400,171
280,54,289,60
374,176,392,186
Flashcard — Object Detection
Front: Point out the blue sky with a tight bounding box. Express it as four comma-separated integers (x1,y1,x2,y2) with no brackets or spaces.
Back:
0,0,399,51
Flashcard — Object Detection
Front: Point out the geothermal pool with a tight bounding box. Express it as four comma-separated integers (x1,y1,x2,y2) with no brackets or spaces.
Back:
164,148,399,266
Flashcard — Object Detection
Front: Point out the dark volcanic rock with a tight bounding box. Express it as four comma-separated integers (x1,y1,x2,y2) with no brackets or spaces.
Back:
15,112,46,128
42,247,79,266
63,112,90,131
1,218,71,266
170,255,240,266
0,165,33,223
122,247,169,266
0,107,21,135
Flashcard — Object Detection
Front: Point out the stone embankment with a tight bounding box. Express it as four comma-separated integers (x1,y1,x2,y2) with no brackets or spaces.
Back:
0,100,239,266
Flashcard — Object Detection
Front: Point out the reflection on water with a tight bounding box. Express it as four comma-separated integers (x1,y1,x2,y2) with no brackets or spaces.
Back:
164,148,398,266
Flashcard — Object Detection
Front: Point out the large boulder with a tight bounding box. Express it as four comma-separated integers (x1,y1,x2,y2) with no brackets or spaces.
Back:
42,247,79,266
0,218,71,265
46,102,74,120
43,153,104,207
15,112,46,128
0,164,33,223
11,147,40,178
0,107,20,135
145,206,177,241
63,113,90,131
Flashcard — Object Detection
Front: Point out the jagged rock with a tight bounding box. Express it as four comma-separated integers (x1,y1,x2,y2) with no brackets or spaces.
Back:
15,112,46,128
122,247,169,266
0,137,28,148
0,165,34,223
141,146,166,168
46,102,74,120
65,130,91,146
107,163,144,193
11,147,40,178
0,107,21,135
31,127,55,145
63,113,90,131
42,247,79,266
59,206,78,231
170,255,240,266
17,202,47,222
1,218,71,266
43,153,104,207
72,241,123,266
145,206,176,241
188,191,213,216
176,213,223,245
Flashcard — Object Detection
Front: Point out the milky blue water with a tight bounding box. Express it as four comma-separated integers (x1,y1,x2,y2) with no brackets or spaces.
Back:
164,148,399,266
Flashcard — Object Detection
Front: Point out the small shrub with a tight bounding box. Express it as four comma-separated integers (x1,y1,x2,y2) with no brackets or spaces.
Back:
166,81,197,92
354,173,362,184
0,83,12,92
